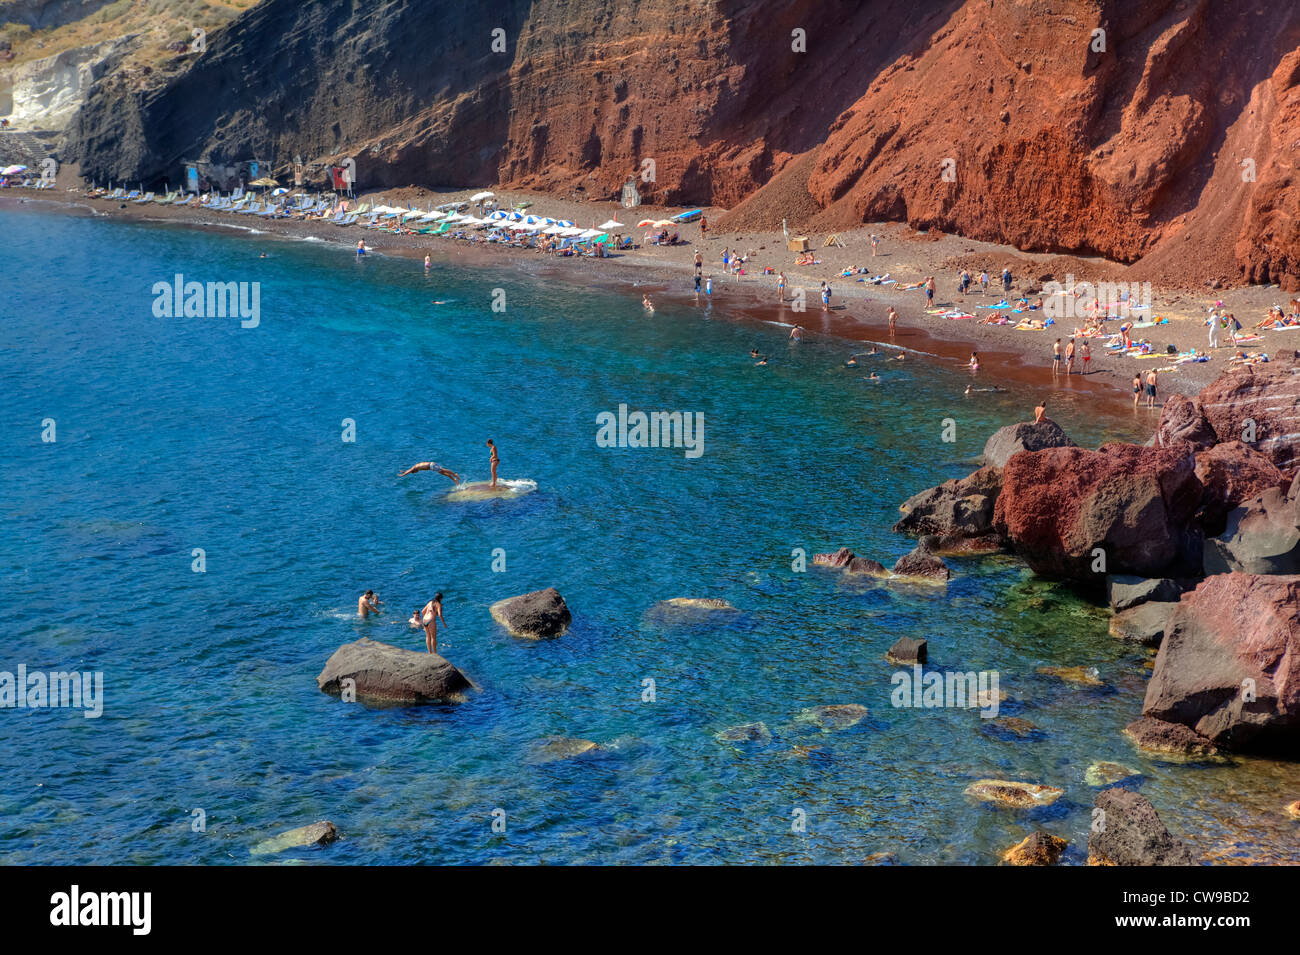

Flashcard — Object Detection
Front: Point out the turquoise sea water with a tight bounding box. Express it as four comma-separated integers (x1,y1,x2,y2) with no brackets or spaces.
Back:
3,204,1297,865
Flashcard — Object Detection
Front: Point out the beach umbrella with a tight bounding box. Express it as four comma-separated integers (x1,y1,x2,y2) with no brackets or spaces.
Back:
420,210,445,221
542,225,566,235
555,220,574,228
579,228,605,239
636,218,656,227
470,191,494,201
560,227,585,237
652,219,674,228
598,219,624,230
2,164,28,175
271,187,289,196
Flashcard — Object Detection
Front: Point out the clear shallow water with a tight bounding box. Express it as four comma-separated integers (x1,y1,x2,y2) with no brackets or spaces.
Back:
2,205,1296,865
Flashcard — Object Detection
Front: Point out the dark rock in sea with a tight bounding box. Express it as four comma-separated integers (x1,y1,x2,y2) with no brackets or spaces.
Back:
894,465,1002,539
1203,487,1300,575
533,737,603,762
1194,440,1290,535
1109,601,1174,648
887,636,927,664
489,587,572,638
892,544,951,582
797,703,869,731
920,532,1004,556
317,638,472,704
1143,573,1300,752
250,821,339,856
845,556,890,576
982,420,1075,469
1106,574,1185,612
993,443,1203,580
813,547,857,568
1123,716,1220,761
1002,831,1067,865
1087,789,1195,866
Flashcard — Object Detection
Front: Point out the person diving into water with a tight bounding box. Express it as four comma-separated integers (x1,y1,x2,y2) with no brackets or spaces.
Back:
397,461,461,484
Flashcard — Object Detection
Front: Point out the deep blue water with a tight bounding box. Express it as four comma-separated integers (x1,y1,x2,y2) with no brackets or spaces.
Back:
3,204,1296,865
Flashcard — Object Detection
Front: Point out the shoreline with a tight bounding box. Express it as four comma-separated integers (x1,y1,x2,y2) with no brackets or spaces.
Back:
4,185,1268,419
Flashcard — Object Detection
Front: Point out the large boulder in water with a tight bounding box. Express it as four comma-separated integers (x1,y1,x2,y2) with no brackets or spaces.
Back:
1142,573,1300,752
993,443,1202,580
1203,486,1300,575
1193,441,1289,535
892,544,950,582
812,548,856,569
1106,574,1185,612
894,465,1002,538
1123,715,1220,760
1087,789,1195,866
982,420,1075,469
490,587,572,638
317,638,472,704
1109,601,1174,648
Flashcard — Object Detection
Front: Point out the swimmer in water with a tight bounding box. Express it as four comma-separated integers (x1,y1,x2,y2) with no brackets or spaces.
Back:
408,609,422,628
424,254,431,270
894,353,905,361
789,324,804,342
357,589,382,618
259,252,268,259
756,356,769,366
397,461,461,485
969,351,980,371
357,240,367,256
868,372,880,381
487,438,499,488
643,295,654,312
750,348,760,359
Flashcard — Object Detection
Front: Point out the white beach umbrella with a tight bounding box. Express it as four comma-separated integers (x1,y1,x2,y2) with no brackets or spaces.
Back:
597,219,624,230
420,210,445,221
555,220,574,228
470,191,495,201
579,228,604,238
559,227,585,237
542,225,566,235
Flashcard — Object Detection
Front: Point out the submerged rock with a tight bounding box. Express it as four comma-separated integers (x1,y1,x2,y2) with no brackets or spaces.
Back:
1002,831,1067,865
983,420,1076,469
981,716,1041,740
886,637,927,664
1087,789,1195,866
797,703,868,731
863,852,901,865
490,587,572,638
812,548,856,569
533,737,602,762
1039,665,1104,686
1285,800,1300,819
1123,716,1220,760
250,821,338,857
813,549,889,576
845,556,890,576
1143,573,1300,751
1085,761,1142,787
317,638,472,704
964,779,1063,808
714,721,772,744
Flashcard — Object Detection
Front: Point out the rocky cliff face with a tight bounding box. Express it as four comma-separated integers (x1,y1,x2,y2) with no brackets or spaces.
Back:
61,0,1300,288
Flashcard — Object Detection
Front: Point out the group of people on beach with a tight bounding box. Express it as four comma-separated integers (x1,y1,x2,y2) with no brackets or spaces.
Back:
1051,337,1091,376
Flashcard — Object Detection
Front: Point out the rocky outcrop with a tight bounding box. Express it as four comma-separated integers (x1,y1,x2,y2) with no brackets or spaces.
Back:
814,548,889,576
1106,575,1185,613
993,443,1202,580
490,587,572,638
1194,441,1289,535
317,638,472,704
1142,574,1300,752
1123,716,1220,760
1154,363,1300,473
1002,831,1067,866
1087,790,1195,866
891,545,950,583
894,465,1002,539
982,420,1075,470
812,548,856,569
1204,487,1300,575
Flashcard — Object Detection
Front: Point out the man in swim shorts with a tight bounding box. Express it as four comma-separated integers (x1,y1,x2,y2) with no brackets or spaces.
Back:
397,461,461,484
487,439,499,488
1146,369,1158,409
358,589,382,618
1052,339,1063,376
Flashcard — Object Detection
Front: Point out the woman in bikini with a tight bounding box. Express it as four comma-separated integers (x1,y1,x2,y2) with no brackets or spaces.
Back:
421,593,447,654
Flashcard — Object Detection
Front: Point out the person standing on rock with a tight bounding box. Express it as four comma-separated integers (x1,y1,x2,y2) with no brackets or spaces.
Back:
420,593,447,654
487,438,499,488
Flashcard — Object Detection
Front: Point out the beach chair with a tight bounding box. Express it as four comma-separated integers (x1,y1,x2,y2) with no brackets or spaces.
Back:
134,191,155,203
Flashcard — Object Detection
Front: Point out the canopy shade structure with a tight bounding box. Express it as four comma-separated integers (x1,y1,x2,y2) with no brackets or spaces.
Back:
636,219,656,227
2,164,28,175
579,228,606,238
470,191,495,201
542,225,566,234
419,210,445,221
559,227,585,237
249,177,279,187
597,219,624,230
651,219,675,228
